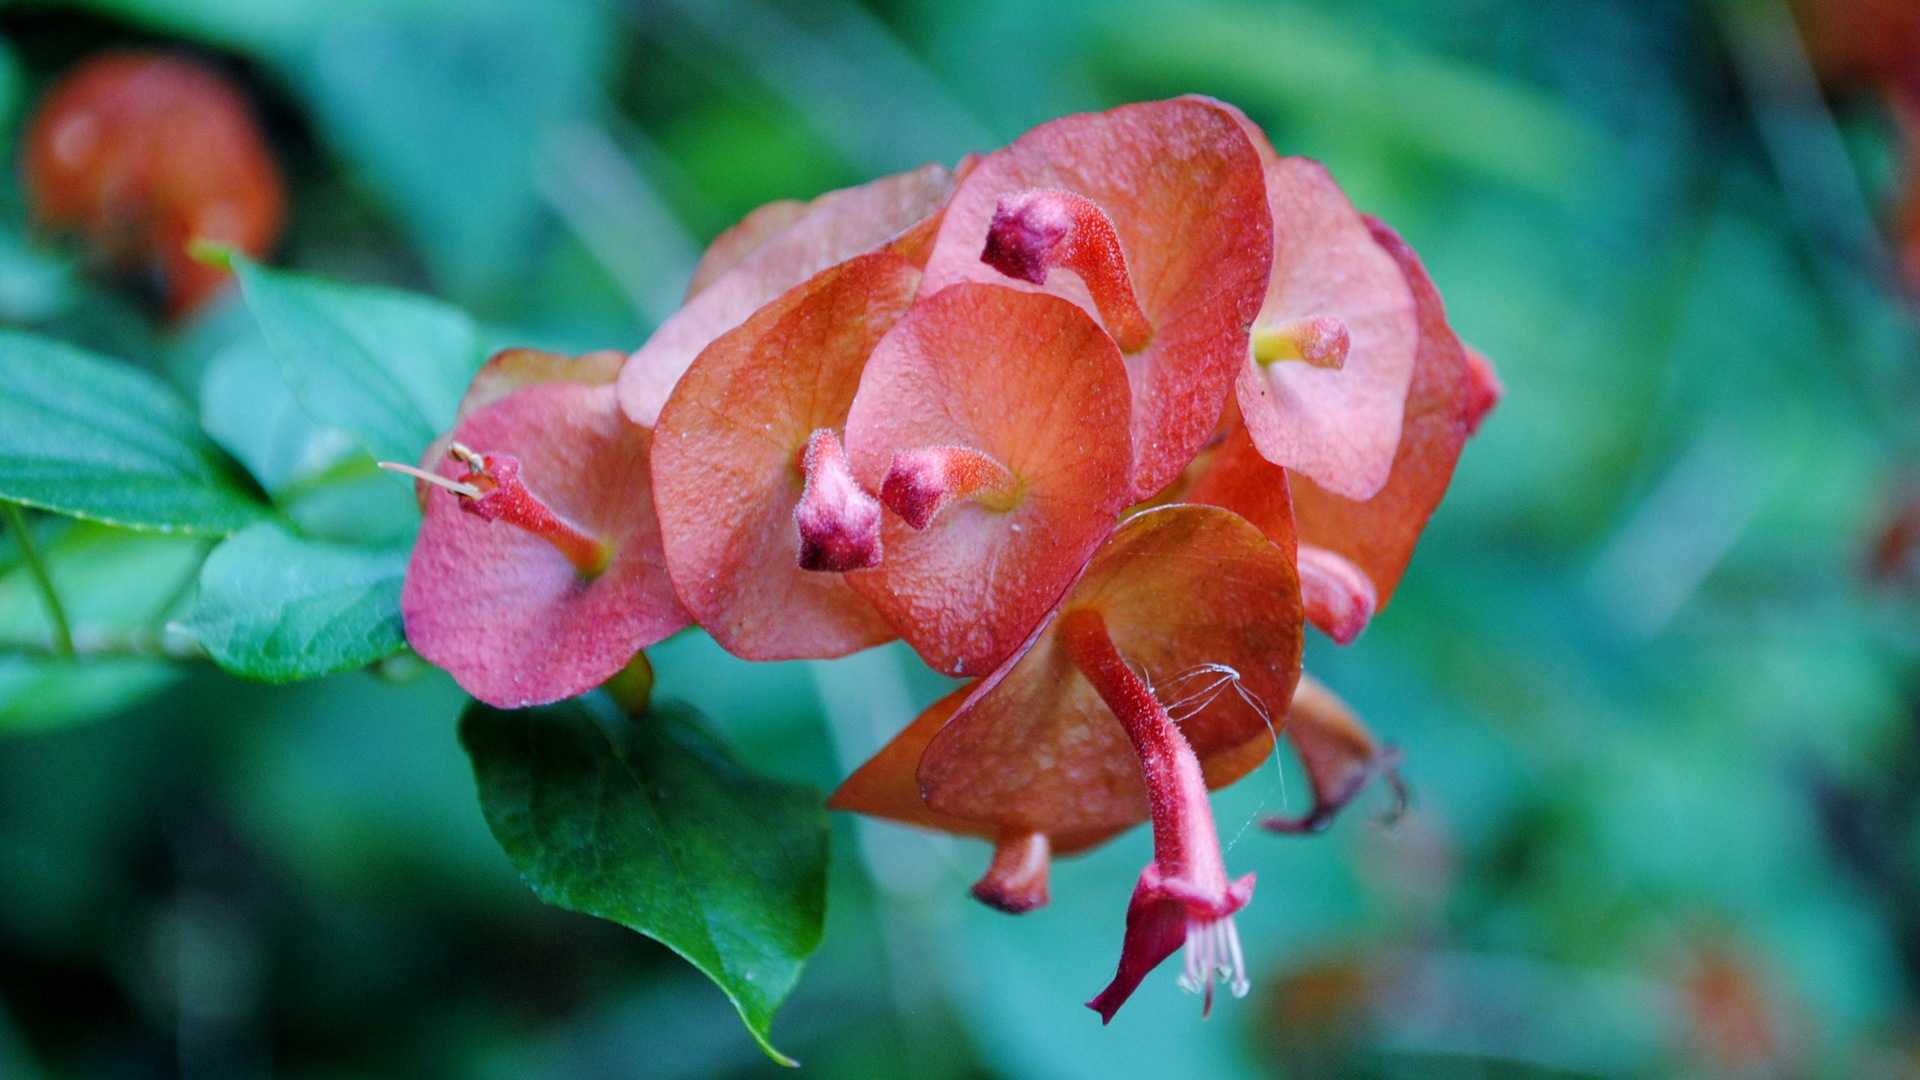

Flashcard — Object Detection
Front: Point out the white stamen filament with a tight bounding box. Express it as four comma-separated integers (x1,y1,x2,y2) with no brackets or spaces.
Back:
1175,915,1250,1014
377,461,483,499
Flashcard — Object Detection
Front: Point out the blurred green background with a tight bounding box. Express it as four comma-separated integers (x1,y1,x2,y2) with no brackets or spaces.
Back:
3,0,1920,1076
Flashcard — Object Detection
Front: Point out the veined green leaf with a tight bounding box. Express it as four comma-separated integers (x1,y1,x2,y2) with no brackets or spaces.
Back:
0,331,270,534
232,255,480,465
461,696,828,1066
180,523,407,682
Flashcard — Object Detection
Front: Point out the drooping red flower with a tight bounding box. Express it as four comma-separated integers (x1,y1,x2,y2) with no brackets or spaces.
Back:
839,282,1135,677
917,97,1274,500
651,252,921,660
395,381,686,707
22,50,284,320
1259,675,1405,835
617,162,960,427
835,504,1303,1016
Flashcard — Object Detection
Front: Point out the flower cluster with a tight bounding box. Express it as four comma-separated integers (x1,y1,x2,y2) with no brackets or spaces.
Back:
391,97,1499,1021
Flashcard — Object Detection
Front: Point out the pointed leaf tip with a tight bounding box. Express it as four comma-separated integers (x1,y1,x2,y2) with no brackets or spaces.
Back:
461,696,827,1065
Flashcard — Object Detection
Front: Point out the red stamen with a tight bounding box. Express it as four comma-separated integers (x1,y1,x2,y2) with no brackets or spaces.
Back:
971,830,1051,913
385,445,610,577
794,429,883,572
982,188,1155,353
879,445,1019,529
1253,315,1350,368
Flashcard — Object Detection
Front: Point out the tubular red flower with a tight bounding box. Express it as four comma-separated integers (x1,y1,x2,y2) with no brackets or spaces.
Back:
972,831,1052,914
439,445,610,577
981,189,1154,353
1061,608,1256,1022
795,429,884,573
879,445,1019,530
1296,544,1377,647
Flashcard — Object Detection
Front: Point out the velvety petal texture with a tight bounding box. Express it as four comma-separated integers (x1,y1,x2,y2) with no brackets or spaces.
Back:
919,98,1273,500
402,382,687,707
914,504,1303,851
618,162,957,426
652,253,919,660
843,282,1134,678
1236,157,1418,501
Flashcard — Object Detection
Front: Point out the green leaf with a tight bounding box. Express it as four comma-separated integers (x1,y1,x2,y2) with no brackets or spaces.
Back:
199,340,359,497
0,331,270,534
0,520,204,735
180,523,407,682
0,656,180,736
460,696,828,1065
0,520,208,653
232,255,481,465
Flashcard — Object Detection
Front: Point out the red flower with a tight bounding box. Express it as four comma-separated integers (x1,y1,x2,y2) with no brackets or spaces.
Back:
618,162,959,427
387,95,1499,1028
917,98,1274,501
22,50,284,320
836,504,1303,1017
651,253,920,659
393,376,686,707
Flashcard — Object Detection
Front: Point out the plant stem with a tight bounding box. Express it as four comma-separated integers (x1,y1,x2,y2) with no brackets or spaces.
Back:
3,502,74,658
4,628,205,663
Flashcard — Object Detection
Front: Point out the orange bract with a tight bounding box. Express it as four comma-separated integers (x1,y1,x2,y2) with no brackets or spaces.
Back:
828,685,989,839
22,50,284,320
618,162,958,426
652,253,920,660
919,98,1273,500
401,382,687,708
842,283,1134,678
911,504,1303,851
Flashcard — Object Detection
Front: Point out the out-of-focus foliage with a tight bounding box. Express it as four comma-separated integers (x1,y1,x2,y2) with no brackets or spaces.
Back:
2,0,1920,1077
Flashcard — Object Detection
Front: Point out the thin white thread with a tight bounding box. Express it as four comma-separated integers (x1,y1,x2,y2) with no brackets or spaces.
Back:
1148,662,1292,853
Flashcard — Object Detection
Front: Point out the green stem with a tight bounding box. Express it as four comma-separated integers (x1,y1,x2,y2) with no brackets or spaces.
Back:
3,502,74,658
3,629,205,663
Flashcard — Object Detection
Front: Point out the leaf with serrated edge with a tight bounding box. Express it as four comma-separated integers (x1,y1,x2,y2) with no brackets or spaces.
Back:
0,330,268,534
461,696,827,1065
232,254,480,464
180,522,406,682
